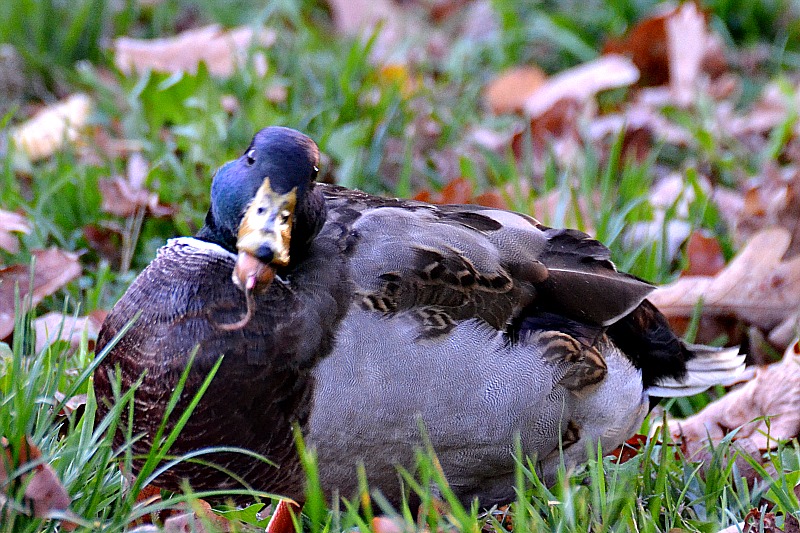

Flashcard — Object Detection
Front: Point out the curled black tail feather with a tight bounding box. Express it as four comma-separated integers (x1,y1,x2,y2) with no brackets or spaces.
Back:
605,299,692,388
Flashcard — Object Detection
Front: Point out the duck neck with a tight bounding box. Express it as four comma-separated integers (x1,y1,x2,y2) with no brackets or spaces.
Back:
196,210,237,254
288,183,327,267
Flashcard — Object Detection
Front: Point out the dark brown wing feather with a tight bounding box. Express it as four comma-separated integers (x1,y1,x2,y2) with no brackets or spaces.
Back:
319,184,653,336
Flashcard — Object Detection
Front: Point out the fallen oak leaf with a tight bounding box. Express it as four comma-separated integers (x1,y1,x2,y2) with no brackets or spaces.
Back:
160,499,251,533
668,339,800,453
724,81,800,138
33,312,101,353
114,24,276,77
741,508,779,533
0,209,31,254
0,436,77,531
603,7,672,86
649,227,800,335
522,54,639,119
734,165,800,259
666,2,708,106
603,3,723,90
607,433,649,464
326,0,414,63
52,392,87,418
483,65,547,115
683,230,726,277
514,55,639,160
372,516,405,533
0,248,83,340
10,94,92,162
98,153,174,218
439,177,473,204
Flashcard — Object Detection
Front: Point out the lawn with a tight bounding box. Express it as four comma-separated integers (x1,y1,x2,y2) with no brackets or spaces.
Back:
1,0,800,531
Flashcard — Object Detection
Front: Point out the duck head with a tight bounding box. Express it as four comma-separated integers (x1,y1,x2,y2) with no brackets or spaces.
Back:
198,127,323,292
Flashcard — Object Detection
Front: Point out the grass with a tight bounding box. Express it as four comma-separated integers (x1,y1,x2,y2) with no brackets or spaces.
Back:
1,0,800,530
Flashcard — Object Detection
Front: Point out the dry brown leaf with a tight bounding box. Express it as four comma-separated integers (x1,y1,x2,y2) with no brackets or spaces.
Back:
669,340,800,452
588,90,696,148
326,0,411,62
439,177,473,204
52,392,88,418
717,509,784,533
603,7,671,86
265,500,301,533
11,94,92,161
785,514,800,533
684,231,726,277
513,55,638,162
474,191,508,209
734,166,800,259
768,314,800,350
483,66,547,115
0,436,76,530
628,174,713,262
0,210,31,254
98,153,174,218
114,24,276,77
725,82,800,137
0,248,82,340
372,516,405,533
666,2,707,106
429,0,471,22
515,99,584,151
161,500,236,533
607,434,649,464
83,223,124,267
522,54,639,119
724,509,800,533
742,510,780,533
412,178,509,210
649,228,800,335
604,3,721,91
33,312,101,353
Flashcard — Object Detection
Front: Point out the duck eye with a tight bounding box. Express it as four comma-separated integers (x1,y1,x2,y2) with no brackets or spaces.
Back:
312,166,319,178
280,210,291,224
246,149,256,166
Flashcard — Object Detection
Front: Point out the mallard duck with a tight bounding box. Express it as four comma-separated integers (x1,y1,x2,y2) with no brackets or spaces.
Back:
94,126,744,508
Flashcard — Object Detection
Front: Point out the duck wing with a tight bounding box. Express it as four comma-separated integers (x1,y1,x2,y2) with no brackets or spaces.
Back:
320,184,654,338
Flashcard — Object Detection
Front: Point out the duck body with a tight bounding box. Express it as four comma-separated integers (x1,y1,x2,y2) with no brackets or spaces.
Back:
94,127,743,508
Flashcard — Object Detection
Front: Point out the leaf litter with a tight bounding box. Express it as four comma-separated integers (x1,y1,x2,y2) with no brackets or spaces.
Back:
4,0,800,528
0,248,83,340
0,436,79,531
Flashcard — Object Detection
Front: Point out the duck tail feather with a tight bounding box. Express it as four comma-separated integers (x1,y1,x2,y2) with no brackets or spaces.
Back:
646,345,747,398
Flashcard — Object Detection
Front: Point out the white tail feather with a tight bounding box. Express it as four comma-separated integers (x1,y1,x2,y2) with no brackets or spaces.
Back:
646,345,746,398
